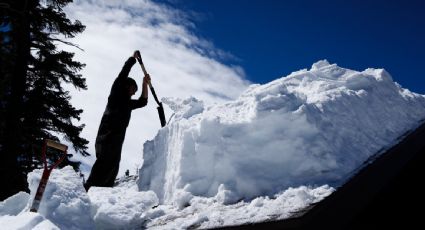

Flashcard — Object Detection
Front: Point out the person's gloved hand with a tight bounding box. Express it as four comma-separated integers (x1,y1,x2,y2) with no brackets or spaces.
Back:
143,74,151,86
133,50,141,60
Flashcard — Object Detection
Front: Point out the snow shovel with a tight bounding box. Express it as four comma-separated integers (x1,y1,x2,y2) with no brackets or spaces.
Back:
136,54,167,127
30,139,68,212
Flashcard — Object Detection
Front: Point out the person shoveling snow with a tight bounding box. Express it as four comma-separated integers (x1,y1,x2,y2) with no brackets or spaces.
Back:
84,51,151,191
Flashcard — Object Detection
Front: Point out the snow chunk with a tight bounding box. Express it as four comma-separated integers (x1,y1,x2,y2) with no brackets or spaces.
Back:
0,166,93,229
215,184,240,205
311,59,331,70
0,192,29,216
0,212,59,230
139,61,425,206
163,96,204,120
173,188,194,210
27,166,94,229
88,186,158,229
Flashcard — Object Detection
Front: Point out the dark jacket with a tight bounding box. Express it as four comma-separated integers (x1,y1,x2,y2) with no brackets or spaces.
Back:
96,57,147,147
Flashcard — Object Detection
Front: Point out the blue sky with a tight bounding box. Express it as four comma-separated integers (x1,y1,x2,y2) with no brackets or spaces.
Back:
158,0,425,93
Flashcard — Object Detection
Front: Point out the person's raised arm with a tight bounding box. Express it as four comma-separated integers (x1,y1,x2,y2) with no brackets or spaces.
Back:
117,51,139,79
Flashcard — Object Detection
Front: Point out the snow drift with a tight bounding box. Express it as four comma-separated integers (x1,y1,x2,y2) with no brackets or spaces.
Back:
138,60,425,204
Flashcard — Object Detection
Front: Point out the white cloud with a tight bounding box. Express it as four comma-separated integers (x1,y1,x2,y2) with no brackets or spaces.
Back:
61,0,250,177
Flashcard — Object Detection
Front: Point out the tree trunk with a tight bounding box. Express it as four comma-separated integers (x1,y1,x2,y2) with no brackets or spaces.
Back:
0,1,31,201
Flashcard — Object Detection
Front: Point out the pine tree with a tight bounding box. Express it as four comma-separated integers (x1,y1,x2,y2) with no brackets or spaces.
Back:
0,0,88,200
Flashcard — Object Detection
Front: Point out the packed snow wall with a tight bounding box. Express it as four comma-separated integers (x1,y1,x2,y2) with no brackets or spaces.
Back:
138,60,425,204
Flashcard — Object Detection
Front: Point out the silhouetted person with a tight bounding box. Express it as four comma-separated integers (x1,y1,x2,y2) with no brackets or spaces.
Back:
84,51,150,191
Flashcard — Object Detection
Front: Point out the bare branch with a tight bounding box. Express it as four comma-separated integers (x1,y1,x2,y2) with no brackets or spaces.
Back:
50,38,84,51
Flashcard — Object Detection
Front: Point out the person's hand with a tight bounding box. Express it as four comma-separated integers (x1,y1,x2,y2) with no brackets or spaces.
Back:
133,50,141,60
143,74,151,85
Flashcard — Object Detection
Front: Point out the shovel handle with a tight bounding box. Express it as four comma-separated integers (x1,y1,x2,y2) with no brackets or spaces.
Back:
136,57,161,104
137,57,154,89
139,60,153,88
136,57,148,76
135,55,167,127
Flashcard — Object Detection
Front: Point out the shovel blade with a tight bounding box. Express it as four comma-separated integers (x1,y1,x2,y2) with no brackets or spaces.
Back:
157,103,166,127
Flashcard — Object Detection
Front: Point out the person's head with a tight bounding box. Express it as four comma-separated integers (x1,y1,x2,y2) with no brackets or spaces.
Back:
126,78,138,96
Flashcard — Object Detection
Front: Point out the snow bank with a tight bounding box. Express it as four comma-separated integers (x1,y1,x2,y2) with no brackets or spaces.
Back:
138,60,425,204
0,166,94,230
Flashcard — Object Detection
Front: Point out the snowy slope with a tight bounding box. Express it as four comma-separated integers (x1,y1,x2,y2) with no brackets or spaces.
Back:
1,60,425,229
138,60,425,205
0,167,332,229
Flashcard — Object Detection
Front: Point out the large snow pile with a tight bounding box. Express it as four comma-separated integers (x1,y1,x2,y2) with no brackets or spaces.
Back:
2,60,425,229
138,60,425,204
